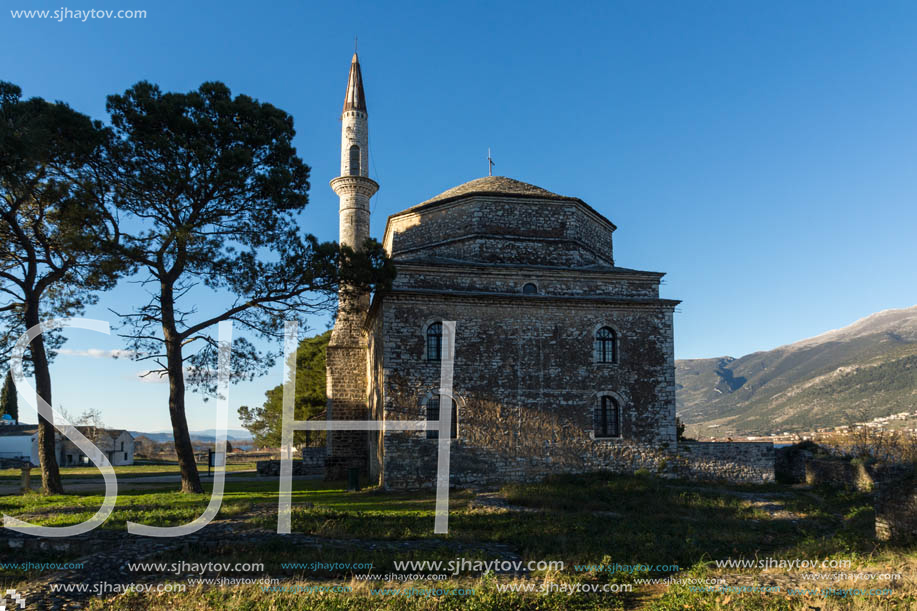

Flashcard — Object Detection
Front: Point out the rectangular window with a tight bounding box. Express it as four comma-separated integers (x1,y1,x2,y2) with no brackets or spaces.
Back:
426,322,443,361
124,452,128,461
595,396,620,438
426,397,457,440
594,327,617,364
349,145,361,176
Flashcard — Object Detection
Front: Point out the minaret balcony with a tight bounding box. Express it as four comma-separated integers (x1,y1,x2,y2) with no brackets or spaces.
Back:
330,175,379,198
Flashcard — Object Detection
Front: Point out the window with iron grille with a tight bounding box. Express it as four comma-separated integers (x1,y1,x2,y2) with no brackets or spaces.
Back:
595,396,620,439
425,396,457,439
594,326,617,363
426,322,442,361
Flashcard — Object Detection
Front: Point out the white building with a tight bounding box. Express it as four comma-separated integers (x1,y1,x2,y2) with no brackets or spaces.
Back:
0,425,40,465
0,425,134,467
60,427,135,466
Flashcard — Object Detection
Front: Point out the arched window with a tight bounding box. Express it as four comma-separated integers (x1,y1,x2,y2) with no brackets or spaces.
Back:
426,322,443,361
426,396,458,439
595,396,620,439
522,283,537,294
348,145,361,176
594,326,617,364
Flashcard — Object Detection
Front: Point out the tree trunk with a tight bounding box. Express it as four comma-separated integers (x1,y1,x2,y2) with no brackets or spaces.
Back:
24,298,64,495
161,290,203,494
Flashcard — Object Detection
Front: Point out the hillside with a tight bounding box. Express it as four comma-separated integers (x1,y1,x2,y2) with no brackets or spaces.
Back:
129,429,254,443
676,306,917,436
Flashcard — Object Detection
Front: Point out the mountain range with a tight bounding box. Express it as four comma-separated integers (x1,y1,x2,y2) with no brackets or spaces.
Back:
676,305,917,436
128,429,254,443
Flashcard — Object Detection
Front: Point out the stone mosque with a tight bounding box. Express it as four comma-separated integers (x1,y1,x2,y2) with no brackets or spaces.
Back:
323,53,773,488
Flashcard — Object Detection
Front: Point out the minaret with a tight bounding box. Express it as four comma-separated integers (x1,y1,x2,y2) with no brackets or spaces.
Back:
326,52,378,479
329,52,379,343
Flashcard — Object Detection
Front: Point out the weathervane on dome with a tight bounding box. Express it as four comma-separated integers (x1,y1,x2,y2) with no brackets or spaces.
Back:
487,148,495,176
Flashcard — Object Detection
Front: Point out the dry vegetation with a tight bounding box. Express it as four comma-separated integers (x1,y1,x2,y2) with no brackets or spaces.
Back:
817,429,917,465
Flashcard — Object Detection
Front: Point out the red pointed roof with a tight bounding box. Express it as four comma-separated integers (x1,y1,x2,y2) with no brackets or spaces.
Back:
342,53,367,114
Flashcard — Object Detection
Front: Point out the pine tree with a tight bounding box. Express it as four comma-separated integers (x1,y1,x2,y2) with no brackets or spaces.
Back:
1,82,124,493
0,370,17,423
105,82,392,493
238,330,331,448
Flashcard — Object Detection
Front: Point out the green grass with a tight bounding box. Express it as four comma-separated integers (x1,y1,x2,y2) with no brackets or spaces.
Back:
255,473,880,572
0,479,319,529
0,461,256,481
3,472,915,609
1,473,889,564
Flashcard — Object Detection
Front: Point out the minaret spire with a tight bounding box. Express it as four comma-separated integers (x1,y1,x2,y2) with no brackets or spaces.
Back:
342,52,367,115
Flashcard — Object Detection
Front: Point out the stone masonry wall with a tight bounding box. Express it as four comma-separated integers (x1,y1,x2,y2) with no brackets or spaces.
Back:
385,197,615,267
367,309,386,482
325,342,369,478
380,436,774,489
391,264,661,299
875,467,917,543
376,291,678,489
382,434,674,489
673,442,775,484
256,457,323,477
301,447,327,476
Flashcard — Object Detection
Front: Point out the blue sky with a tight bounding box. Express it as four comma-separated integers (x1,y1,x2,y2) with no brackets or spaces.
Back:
3,0,916,431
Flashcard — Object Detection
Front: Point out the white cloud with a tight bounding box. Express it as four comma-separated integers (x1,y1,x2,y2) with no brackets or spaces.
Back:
134,366,225,385
136,370,169,384
57,348,136,359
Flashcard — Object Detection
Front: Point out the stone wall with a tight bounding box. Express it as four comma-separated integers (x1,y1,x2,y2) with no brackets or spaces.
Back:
256,459,322,477
381,432,673,489
384,196,616,267
367,310,386,482
391,263,662,299
805,458,875,492
325,342,370,479
378,435,774,489
672,442,775,484
373,287,682,489
301,447,327,477
875,466,917,543
326,287,371,479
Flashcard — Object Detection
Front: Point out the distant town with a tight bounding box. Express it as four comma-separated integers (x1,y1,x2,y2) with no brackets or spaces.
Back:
698,409,917,444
